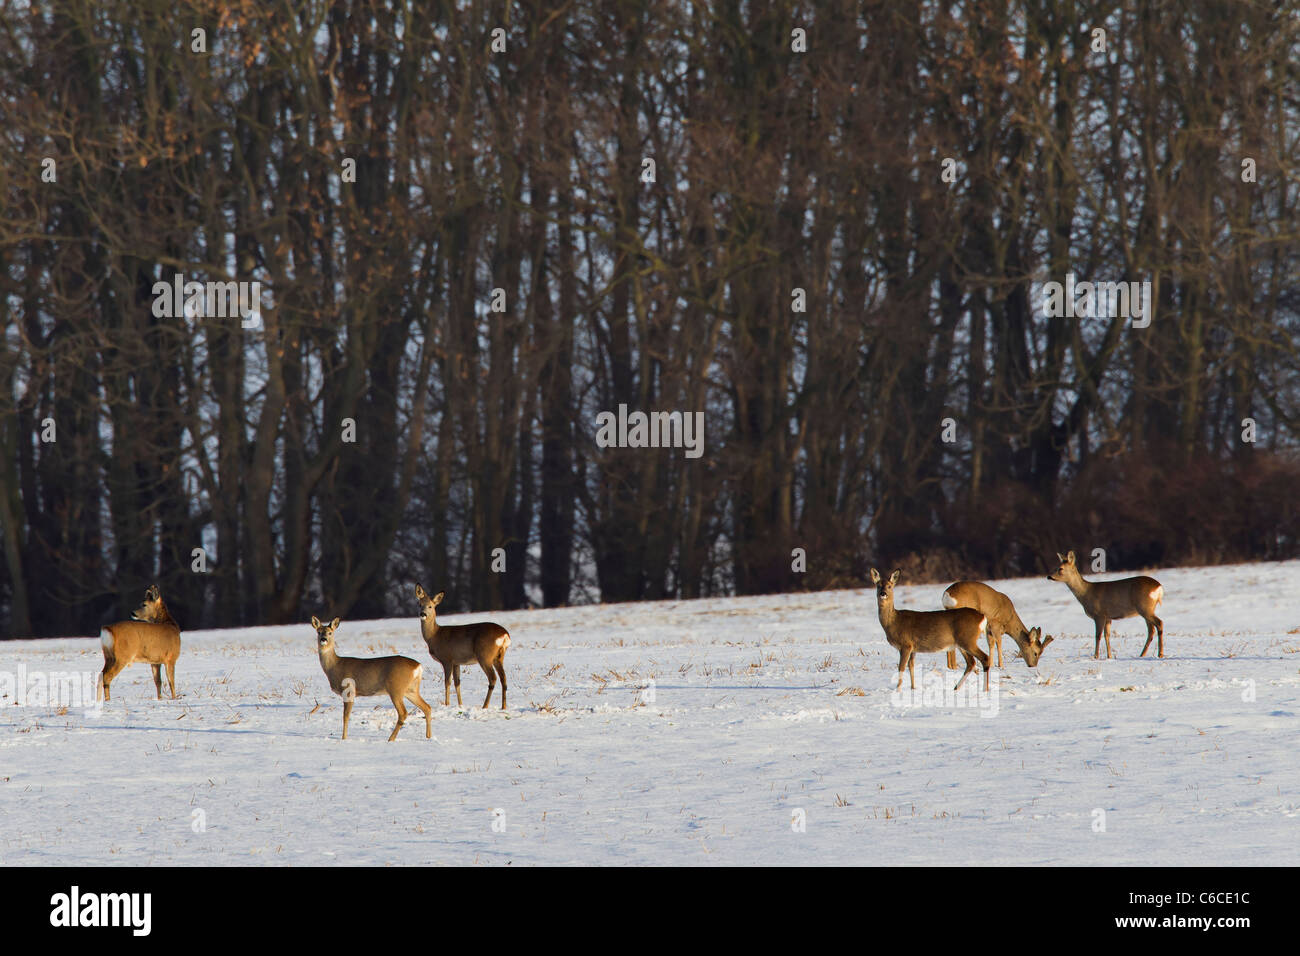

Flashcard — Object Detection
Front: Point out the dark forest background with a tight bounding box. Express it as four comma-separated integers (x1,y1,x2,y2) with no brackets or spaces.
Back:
1,0,1297,637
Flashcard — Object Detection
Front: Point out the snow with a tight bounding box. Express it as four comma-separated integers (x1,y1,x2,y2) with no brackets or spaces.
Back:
3,561,1298,865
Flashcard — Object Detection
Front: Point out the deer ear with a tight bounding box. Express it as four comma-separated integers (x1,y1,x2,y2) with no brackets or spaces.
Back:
432,591,445,605
889,569,901,585
869,568,881,584
311,616,321,629
330,617,341,630
1055,552,1065,563
1041,635,1054,648
414,584,426,599
1067,550,1076,564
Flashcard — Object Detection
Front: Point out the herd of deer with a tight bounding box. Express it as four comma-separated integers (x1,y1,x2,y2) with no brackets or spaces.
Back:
94,550,1165,740
99,583,511,742
873,550,1165,693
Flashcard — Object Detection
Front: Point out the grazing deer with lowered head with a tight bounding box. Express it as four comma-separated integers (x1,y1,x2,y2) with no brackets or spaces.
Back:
942,581,1054,668
99,585,182,701
1047,551,1165,659
871,568,991,692
413,585,511,709
312,616,431,741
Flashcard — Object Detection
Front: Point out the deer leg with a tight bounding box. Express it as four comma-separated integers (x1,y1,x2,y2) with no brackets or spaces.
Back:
1103,620,1114,659
100,656,122,701
908,650,918,689
165,661,177,699
1155,615,1164,658
453,665,464,707
342,699,353,740
151,663,163,699
407,688,432,738
954,650,977,691
388,694,407,742
896,650,908,690
1093,619,1104,659
479,659,496,709
946,649,957,670
495,660,508,710
442,665,452,706
1139,617,1155,658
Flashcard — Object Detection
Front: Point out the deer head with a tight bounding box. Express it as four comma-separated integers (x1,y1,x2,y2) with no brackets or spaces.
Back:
1018,625,1055,667
869,567,902,607
413,584,445,623
311,615,342,652
1047,551,1078,583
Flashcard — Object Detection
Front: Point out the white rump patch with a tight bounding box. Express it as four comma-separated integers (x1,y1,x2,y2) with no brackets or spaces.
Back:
100,628,114,651
1151,586,1164,605
941,591,957,609
497,634,511,649
978,616,987,635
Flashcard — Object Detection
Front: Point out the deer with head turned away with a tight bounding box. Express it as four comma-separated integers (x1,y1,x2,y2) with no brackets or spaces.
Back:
871,568,990,692
99,585,182,701
413,585,511,710
1047,551,1165,659
942,581,1054,668
312,616,431,741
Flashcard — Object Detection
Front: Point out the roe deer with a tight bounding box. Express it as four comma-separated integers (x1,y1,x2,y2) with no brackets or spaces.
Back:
942,581,1054,668
1047,551,1165,659
871,568,990,692
413,585,511,709
99,585,181,701
312,616,431,741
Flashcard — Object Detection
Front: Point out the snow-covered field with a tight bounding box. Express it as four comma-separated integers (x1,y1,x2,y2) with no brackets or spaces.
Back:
3,562,1298,866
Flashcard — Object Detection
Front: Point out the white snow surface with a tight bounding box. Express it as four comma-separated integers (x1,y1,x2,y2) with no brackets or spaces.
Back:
3,561,1298,866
